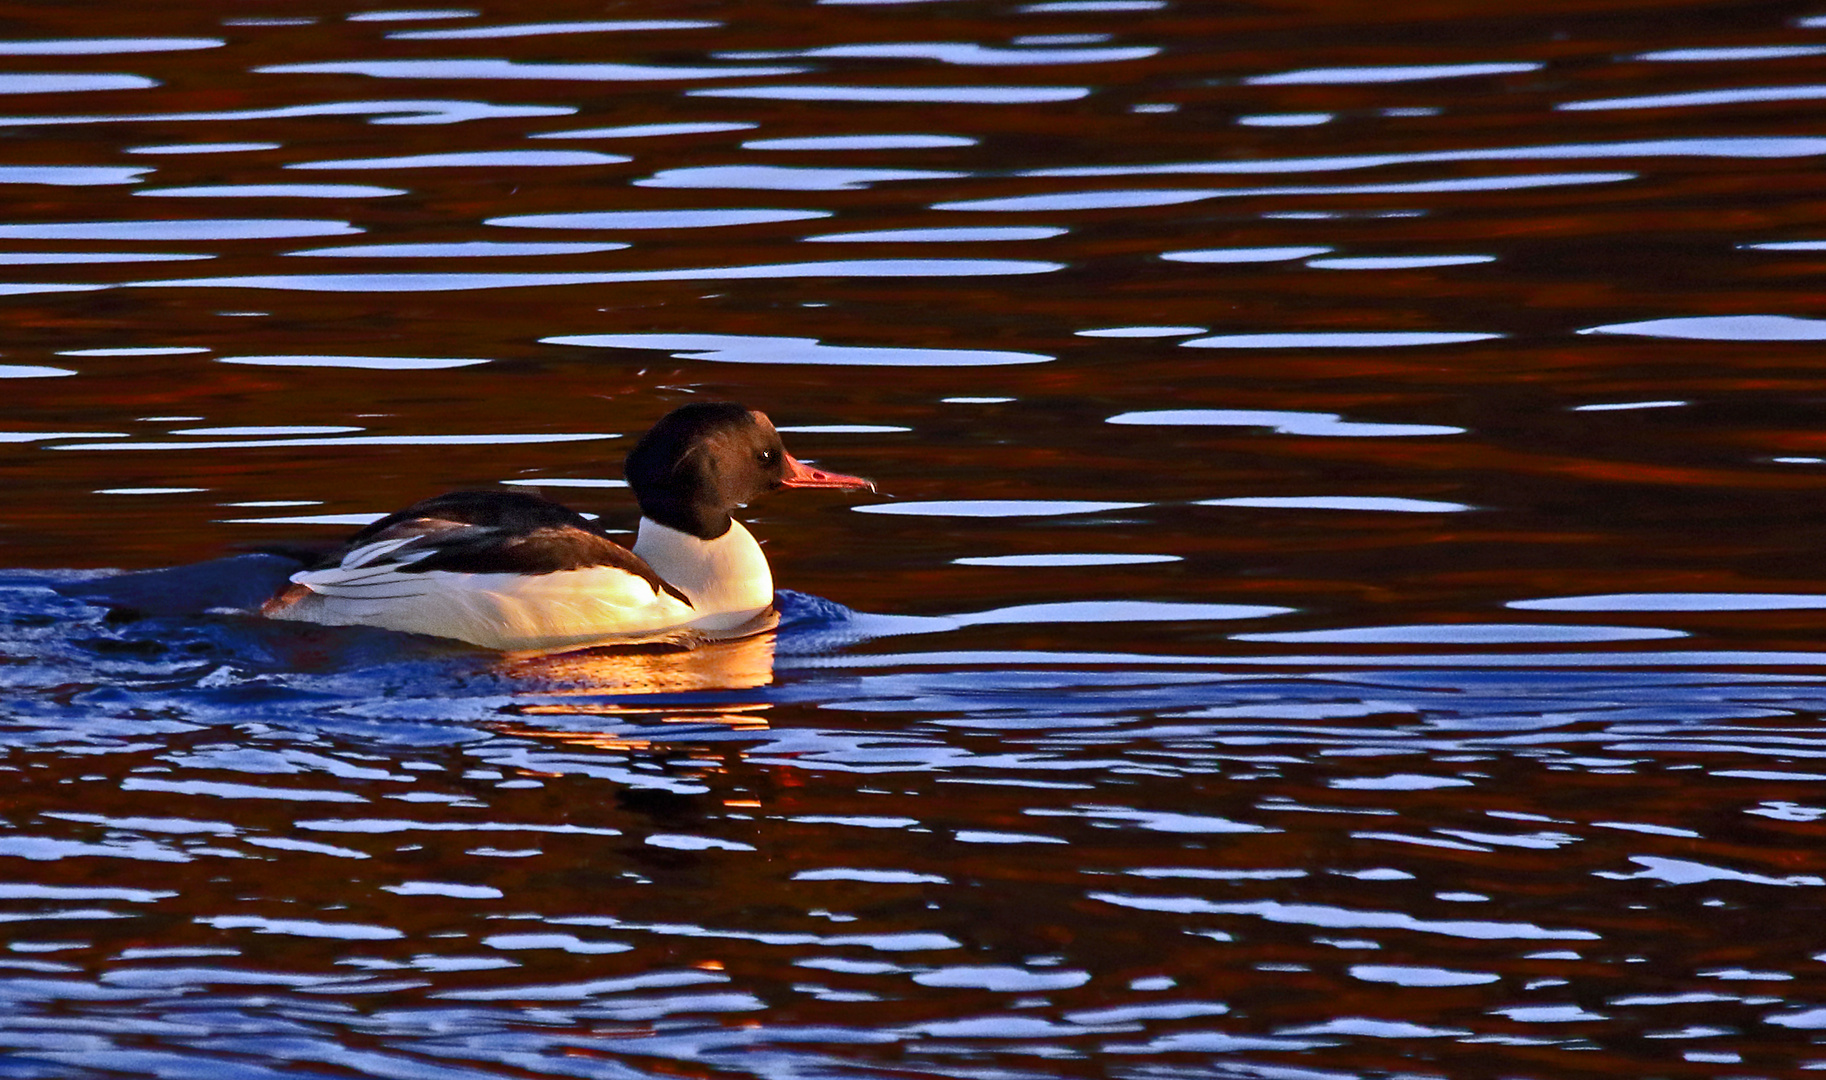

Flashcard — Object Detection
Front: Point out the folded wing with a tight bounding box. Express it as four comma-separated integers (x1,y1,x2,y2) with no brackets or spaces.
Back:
262,496,699,651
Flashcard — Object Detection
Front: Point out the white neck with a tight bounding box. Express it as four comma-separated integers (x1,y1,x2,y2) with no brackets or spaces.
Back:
632,516,774,628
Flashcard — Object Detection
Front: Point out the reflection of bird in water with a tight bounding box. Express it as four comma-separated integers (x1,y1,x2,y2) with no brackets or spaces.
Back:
496,630,778,756
502,616,779,697
261,403,873,652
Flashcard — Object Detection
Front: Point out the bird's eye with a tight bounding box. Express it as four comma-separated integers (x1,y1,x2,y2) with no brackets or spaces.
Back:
758,449,778,465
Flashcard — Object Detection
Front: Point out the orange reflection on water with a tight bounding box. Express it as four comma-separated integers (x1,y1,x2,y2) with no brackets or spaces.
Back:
497,618,779,696
492,625,777,753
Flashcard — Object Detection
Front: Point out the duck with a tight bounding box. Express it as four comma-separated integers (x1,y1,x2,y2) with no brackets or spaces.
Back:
260,402,874,652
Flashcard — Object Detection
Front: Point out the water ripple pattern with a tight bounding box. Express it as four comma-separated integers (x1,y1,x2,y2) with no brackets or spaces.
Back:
4,1,1826,1078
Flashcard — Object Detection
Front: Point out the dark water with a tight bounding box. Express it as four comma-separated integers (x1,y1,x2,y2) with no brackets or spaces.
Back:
9,0,1826,1076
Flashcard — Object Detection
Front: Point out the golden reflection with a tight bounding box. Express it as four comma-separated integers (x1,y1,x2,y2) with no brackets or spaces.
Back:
490,626,779,749
503,706,771,749
495,729,657,754
499,707,772,752
496,620,778,696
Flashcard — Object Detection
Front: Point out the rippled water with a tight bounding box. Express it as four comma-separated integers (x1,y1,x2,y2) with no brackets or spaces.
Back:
9,0,1826,1076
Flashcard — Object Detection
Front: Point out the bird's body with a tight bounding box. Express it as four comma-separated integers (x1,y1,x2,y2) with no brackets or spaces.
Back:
260,404,872,651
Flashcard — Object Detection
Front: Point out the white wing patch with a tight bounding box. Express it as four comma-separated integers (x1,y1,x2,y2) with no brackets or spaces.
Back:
337,533,439,571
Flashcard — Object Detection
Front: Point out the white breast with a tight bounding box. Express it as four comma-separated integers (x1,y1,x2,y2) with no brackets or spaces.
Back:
632,516,775,630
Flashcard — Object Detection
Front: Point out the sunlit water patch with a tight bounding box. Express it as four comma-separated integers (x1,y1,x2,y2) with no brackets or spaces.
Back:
1180,331,1500,348
1076,325,1204,337
57,347,208,356
954,553,1182,567
1307,254,1496,269
1245,61,1544,84
745,134,978,150
1570,399,1687,412
256,59,810,82
0,219,361,239
52,431,616,451
542,333,1052,366
530,120,757,139
0,283,107,297
1108,409,1466,436
636,164,970,191
128,258,1062,292
215,354,491,369
0,99,578,127
718,42,1159,66
805,225,1066,242
1161,246,1333,263
1237,112,1334,127
691,84,1093,103
0,252,211,265
1581,314,1826,340
287,149,629,169
855,499,1145,516
135,182,408,198
1232,623,1686,644
288,240,627,257
936,173,1636,212
125,141,280,154
1199,496,1476,512
1512,593,1826,612
387,20,722,40
0,74,156,95
0,36,224,54
488,208,829,229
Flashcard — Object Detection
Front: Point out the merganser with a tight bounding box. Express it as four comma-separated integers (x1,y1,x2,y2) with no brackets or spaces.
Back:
260,402,874,651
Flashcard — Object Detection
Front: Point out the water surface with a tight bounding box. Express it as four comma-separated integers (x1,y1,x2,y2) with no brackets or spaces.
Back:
7,0,1826,1076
